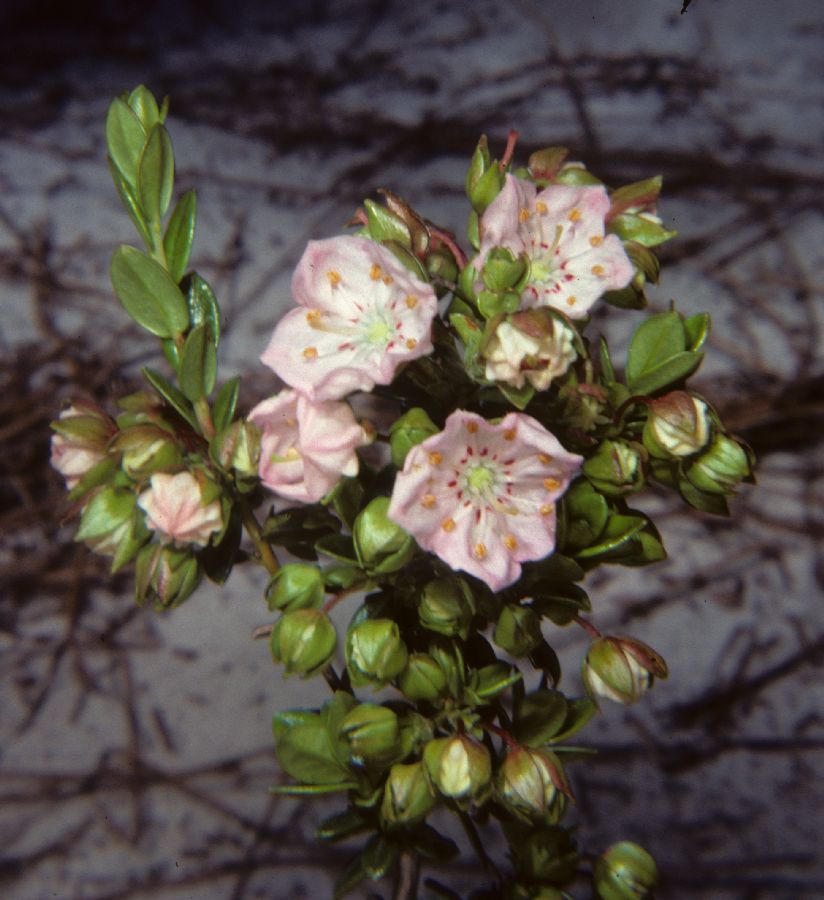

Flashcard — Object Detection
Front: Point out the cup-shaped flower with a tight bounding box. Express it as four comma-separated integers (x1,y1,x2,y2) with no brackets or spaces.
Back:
137,471,223,547
248,389,371,504
345,619,409,687
388,410,583,591
582,636,668,706
643,391,710,459
474,174,633,318
594,841,659,900
423,734,491,804
482,309,578,391
270,608,337,677
497,747,570,823
261,236,438,401
381,761,436,828
50,402,114,489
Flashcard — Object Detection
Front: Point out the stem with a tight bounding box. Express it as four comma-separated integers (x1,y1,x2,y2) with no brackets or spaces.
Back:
499,128,520,170
194,397,216,439
573,613,602,639
392,848,420,900
238,499,280,575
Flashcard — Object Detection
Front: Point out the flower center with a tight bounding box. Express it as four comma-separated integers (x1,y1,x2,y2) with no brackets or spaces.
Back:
364,315,393,345
465,462,496,495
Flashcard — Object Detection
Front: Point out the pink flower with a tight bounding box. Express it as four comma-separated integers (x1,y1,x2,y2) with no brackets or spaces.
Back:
137,471,223,547
388,410,582,591
248,389,373,503
476,175,632,319
50,402,113,488
261,236,438,401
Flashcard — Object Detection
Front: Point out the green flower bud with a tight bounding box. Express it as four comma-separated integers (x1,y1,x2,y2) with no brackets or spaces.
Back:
494,604,543,657
215,419,261,479
481,248,529,293
389,407,439,468
353,497,415,574
266,563,325,612
270,609,337,677
685,433,752,495
340,703,400,764
469,163,505,215
643,392,710,459
497,747,570,823
75,486,141,560
346,619,409,687
594,841,659,900
380,761,436,828
583,440,645,496
423,735,491,803
582,637,668,706
135,543,201,608
527,146,569,181
114,425,182,478
398,653,448,702
419,577,475,639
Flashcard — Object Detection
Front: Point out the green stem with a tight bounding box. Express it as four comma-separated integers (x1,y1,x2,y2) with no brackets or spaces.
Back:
239,499,279,575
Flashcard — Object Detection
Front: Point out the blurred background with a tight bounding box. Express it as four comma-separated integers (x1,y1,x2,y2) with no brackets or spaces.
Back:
1,1,823,897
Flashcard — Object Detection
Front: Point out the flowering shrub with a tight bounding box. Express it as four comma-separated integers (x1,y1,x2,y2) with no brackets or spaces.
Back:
51,87,755,898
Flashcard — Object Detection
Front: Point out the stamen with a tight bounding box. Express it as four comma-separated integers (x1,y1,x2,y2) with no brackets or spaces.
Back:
540,503,554,516
504,534,518,551
306,309,322,325
382,275,394,285
535,200,548,214
405,295,418,309
406,338,417,350
589,235,603,247
428,452,443,466
519,207,531,222
591,264,605,277
543,477,561,490
441,517,456,532
538,453,553,464
466,421,478,434
567,296,577,307
302,347,318,359
370,264,382,280
473,542,488,559
568,208,581,222
326,269,342,287
421,493,437,508
504,428,517,441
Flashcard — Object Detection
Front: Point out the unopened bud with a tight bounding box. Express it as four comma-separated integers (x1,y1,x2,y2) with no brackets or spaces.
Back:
216,419,261,479
135,542,201,608
115,425,182,478
346,619,409,687
582,637,668,706
389,407,439,468
583,440,645,496
643,392,710,459
497,747,570,823
266,563,325,612
353,497,415,574
75,486,141,560
594,841,659,900
686,433,752,495
270,609,337,677
398,653,448,702
50,402,114,489
494,604,543,657
419,577,474,639
423,735,491,803
380,761,436,828
340,703,400,764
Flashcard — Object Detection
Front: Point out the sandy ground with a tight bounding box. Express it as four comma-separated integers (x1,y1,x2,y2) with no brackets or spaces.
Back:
1,1,823,897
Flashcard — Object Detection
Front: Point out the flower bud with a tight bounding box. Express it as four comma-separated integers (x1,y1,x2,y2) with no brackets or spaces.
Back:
346,619,409,687
353,497,415,574
380,761,436,828
685,433,752,495
494,604,543,657
497,747,570,823
75,486,142,561
419,577,475,639
594,841,659,900
135,543,201,608
582,440,645,496
215,419,261,480
423,735,491,803
266,563,325,612
340,703,400,764
115,425,182,478
389,407,439,468
398,653,448,702
481,248,529,293
50,402,114,489
582,637,668,706
270,609,337,677
643,392,710,459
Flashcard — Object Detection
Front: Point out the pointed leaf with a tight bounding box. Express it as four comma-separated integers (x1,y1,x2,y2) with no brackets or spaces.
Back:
626,311,685,390
106,97,145,187
212,376,240,432
164,190,197,284
179,323,217,401
138,124,175,222
108,161,152,248
684,312,711,351
111,245,189,337
127,85,161,130
628,350,703,396
185,273,221,346
142,367,198,429
361,834,399,881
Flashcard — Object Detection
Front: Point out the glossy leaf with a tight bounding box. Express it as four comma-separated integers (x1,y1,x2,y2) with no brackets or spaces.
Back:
272,710,352,785
179,324,217,401
142,367,198,429
316,808,372,842
108,160,152,248
361,834,399,881
514,689,569,747
106,97,145,187
164,190,197,284
212,376,240,432
576,513,647,559
364,198,412,247
127,85,161,130
111,245,189,338
684,312,711,351
628,350,703,396
550,697,597,743
185,273,221,346
138,124,174,222
626,311,685,390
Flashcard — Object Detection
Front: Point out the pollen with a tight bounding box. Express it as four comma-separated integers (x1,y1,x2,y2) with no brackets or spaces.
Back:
473,542,488,559
504,534,518,551
405,294,418,309
306,309,322,325
568,208,582,222
382,275,394,285
540,503,555,516
421,493,437,508
441,517,456,532
589,235,603,247
538,454,553,464
406,338,418,350
428,452,443,466
543,477,561,490
519,207,531,222
370,264,382,280
566,295,577,307
466,421,478,434
504,428,517,441
302,346,318,359
535,200,548,214
326,269,342,287
591,264,606,277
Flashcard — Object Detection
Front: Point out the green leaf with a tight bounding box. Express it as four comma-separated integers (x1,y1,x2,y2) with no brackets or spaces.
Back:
561,482,609,552
185,273,221,346
333,855,366,899
76,488,135,541
364,198,412,247
106,97,145,188
111,245,189,338
625,311,685,390
66,456,119,504
179,324,217,401
608,212,677,248
678,473,730,516
164,190,197,284
549,697,597,742
142,367,198,429
532,584,591,626
327,477,365,531
127,85,161,130
316,534,360,565
108,160,152,248
138,123,174,222
273,710,352,785
576,513,646,559
628,350,703,396
608,176,663,219
599,336,616,383
498,381,534,410
316,808,372,842
684,312,711,351
602,284,647,310
514,689,569,746
361,834,399,881
270,781,358,796
212,376,240,432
